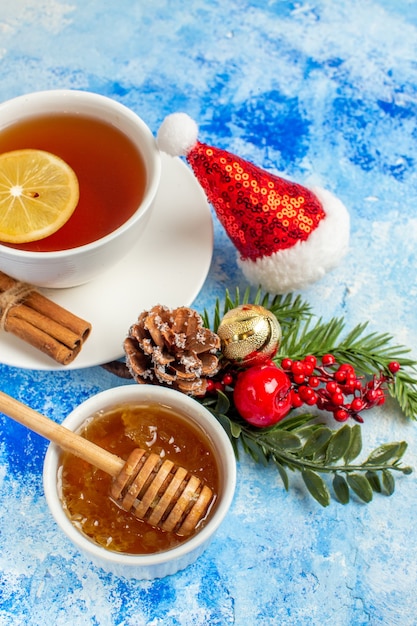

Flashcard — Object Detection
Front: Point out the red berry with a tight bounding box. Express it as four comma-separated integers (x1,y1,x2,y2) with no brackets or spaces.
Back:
307,393,318,406
351,397,364,412
304,355,317,367
291,390,303,408
222,373,234,386
375,388,385,405
302,361,315,376
308,376,320,388
326,381,340,394
291,360,306,376
388,361,400,374
334,369,348,383
281,358,293,370
298,385,313,402
342,373,358,394
334,409,349,422
322,354,336,366
365,388,378,404
339,363,355,374
293,373,306,385
233,364,292,427
302,389,318,406
331,391,345,406
316,396,328,410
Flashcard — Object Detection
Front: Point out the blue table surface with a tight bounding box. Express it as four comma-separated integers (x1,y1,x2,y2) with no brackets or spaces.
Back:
1,2,417,625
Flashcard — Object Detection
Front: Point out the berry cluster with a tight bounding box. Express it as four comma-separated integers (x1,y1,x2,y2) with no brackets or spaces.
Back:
206,372,234,395
281,354,400,422
205,353,401,428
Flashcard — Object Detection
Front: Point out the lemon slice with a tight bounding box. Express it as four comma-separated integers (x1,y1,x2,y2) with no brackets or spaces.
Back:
0,148,79,243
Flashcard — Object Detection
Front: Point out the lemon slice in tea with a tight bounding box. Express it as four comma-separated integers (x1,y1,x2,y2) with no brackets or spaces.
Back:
0,148,79,243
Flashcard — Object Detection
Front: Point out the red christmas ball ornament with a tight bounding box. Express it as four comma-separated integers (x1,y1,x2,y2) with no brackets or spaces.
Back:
233,363,292,427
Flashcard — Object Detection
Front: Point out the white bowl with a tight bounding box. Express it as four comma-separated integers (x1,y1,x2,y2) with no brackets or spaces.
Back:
0,90,161,288
43,385,236,580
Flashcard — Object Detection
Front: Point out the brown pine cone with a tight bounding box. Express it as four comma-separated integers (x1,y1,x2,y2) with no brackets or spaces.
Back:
124,305,221,396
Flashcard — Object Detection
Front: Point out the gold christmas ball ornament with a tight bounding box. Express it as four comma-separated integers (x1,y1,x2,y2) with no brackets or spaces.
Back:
217,304,282,366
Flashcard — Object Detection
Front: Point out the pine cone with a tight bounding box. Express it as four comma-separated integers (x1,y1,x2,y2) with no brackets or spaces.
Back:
124,305,221,396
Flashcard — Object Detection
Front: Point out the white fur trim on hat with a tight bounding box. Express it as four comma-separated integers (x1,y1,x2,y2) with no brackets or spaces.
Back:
237,187,350,294
157,113,199,156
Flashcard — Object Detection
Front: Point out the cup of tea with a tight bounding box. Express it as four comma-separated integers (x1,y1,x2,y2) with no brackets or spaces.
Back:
43,384,236,580
0,90,161,288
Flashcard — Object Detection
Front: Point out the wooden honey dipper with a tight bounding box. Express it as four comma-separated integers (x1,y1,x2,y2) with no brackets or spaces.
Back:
0,391,215,536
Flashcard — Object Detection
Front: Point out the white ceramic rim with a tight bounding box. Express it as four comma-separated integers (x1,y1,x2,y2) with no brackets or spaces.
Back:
0,89,161,259
43,385,236,567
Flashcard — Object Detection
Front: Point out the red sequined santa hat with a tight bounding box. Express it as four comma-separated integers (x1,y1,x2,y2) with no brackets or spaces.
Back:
157,113,350,293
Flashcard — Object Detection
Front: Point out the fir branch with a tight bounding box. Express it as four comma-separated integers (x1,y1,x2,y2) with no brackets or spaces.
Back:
199,287,417,505
204,288,417,421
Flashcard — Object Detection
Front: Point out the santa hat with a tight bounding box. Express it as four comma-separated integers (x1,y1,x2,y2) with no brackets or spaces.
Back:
157,113,350,294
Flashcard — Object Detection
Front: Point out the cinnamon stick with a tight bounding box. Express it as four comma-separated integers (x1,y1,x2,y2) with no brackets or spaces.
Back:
0,271,91,365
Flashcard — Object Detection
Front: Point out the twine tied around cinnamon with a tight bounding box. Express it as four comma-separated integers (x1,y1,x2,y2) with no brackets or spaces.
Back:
0,281,36,331
0,271,92,365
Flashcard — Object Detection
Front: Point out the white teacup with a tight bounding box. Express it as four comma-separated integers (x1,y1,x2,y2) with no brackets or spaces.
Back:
43,385,236,580
0,90,161,288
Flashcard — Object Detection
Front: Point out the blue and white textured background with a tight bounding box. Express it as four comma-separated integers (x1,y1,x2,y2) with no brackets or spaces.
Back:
1,1,417,624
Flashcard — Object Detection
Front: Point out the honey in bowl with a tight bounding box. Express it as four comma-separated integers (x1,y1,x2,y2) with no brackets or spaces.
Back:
0,113,146,251
59,402,220,555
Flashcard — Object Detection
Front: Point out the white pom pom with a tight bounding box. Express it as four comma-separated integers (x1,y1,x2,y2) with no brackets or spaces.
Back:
157,113,199,157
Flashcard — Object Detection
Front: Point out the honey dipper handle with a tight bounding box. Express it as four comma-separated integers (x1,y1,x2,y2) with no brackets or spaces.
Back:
0,391,124,477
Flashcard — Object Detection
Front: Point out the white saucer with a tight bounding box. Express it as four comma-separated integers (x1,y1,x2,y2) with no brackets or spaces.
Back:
0,153,213,370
